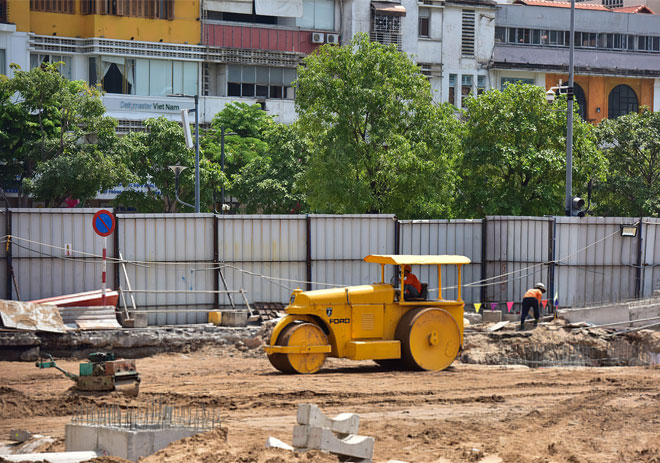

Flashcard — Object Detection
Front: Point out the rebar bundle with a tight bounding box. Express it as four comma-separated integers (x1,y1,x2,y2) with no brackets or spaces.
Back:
71,401,222,431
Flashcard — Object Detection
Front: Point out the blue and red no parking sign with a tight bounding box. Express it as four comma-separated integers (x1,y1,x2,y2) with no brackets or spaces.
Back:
92,209,116,237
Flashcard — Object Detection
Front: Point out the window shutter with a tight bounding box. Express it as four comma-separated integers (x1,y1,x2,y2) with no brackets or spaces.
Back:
461,9,475,56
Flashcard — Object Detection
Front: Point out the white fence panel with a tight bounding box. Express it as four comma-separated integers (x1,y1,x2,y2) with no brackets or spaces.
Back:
399,220,483,304
555,217,639,307
310,215,396,290
642,218,660,298
484,216,552,311
117,213,214,325
10,209,111,301
218,215,307,304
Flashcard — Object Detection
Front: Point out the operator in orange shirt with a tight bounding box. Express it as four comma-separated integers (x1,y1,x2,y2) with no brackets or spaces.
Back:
403,264,422,300
520,282,546,330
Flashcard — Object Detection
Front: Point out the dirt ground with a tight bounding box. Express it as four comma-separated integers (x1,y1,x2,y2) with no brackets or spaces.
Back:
1,324,660,463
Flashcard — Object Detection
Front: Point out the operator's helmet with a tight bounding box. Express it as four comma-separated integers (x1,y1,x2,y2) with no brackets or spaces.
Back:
404,264,412,273
534,282,546,293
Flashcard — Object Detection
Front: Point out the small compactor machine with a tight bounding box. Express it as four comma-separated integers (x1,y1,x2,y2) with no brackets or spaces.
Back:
36,352,141,396
265,254,470,374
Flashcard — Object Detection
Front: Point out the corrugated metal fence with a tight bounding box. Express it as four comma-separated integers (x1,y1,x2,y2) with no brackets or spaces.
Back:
1,210,659,325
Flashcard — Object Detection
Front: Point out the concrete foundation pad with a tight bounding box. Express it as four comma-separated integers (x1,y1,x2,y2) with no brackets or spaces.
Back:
65,424,200,461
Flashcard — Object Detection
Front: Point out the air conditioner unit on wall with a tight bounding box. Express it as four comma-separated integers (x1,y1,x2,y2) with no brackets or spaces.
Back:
311,32,325,44
326,33,340,44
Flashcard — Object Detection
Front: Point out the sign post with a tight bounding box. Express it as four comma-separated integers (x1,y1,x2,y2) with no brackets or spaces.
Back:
92,210,116,307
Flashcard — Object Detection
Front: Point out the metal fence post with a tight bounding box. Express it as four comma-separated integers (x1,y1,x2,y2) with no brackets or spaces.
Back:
213,215,219,309
306,215,312,291
635,217,644,299
480,217,488,304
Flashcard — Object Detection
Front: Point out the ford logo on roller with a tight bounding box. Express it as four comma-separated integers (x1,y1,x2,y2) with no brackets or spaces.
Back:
326,307,333,317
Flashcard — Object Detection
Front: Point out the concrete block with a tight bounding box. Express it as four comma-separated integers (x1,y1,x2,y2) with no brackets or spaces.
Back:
481,311,502,323
221,310,248,327
9,429,32,442
297,403,359,435
293,425,374,461
65,424,98,453
558,304,627,326
66,424,198,461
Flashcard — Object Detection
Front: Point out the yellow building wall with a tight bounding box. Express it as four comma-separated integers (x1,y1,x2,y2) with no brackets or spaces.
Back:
546,73,654,124
8,0,199,44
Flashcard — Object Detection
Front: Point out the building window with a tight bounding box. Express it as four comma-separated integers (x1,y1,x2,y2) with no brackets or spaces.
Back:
419,63,432,79
30,0,74,13
495,27,506,43
500,77,534,90
227,65,295,99
297,0,334,30
0,0,7,23
603,0,623,7
477,75,486,95
448,74,457,106
30,54,72,80
89,57,197,96
82,0,174,19
461,10,475,56
0,49,5,75
418,8,430,38
371,11,402,50
608,85,638,119
461,74,472,107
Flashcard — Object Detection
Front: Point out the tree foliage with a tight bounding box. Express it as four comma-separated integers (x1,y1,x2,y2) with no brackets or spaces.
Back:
595,108,660,217
231,122,308,213
203,102,307,213
295,33,462,218
458,83,606,217
115,117,222,212
1,63,128,206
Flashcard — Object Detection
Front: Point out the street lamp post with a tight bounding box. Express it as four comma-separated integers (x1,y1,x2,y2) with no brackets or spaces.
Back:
566,0,576,217
221,126,226,214
168,93,200,213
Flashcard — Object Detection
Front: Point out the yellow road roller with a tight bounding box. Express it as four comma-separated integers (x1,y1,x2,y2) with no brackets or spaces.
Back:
264,254,470,374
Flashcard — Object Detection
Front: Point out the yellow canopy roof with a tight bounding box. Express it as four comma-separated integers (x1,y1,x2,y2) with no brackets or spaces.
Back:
364,254,471,265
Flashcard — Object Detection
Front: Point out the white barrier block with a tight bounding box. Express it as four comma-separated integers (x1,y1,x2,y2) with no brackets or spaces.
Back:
297,403,360,435
293,425,374,461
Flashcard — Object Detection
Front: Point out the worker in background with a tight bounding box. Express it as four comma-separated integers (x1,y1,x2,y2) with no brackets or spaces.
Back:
404,264,422,300
520,282,546,330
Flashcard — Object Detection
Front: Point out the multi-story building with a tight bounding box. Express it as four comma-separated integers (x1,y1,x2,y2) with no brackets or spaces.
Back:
340,0,496,106
492,0,660,123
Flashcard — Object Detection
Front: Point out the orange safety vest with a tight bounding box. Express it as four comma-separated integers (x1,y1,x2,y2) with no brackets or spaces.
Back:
523,288,543,302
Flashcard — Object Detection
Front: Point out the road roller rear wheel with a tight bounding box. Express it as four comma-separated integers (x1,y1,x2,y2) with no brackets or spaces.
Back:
396,308,460,371
267,322,328,374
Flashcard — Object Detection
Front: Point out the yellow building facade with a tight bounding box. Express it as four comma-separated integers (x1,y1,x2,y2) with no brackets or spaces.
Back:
9,0,200,44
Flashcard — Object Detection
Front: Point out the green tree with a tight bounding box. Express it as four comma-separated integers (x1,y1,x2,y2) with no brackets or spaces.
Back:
595,108,660,217
202,102,307,213
458,83,606,217
1,63,128,206
115,117,222,212
231,122,308,213
294,33,462,218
